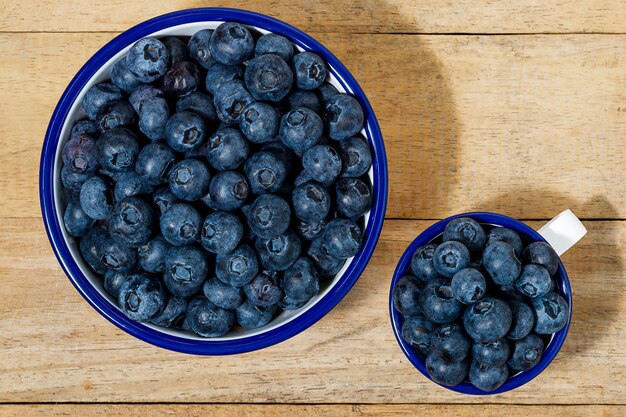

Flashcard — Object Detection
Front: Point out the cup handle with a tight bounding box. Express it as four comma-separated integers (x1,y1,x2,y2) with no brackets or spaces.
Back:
537,209,587,256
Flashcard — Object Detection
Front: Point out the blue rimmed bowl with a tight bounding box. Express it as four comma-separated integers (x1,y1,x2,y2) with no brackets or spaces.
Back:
389,212,572,394
40,8,388,355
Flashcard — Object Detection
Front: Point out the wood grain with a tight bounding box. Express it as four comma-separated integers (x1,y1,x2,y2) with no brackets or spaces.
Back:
0,219,624,403
0,33,624,219
1,404,625,417
0,1,625,34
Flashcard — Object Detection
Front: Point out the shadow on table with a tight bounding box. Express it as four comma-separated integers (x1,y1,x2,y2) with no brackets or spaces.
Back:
483,191,624,361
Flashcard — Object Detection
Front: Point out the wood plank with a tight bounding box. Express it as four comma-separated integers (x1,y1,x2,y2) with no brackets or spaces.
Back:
1,33,624,219
1,404,625,417
0,1,625,34
0,218,624,403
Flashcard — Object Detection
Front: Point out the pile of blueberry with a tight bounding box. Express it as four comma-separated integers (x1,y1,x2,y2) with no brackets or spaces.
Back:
61,22,373,337
392,218,570,391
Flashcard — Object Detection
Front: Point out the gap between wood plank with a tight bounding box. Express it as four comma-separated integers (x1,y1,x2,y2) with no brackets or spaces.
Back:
1,402,624,406
1,30,625,35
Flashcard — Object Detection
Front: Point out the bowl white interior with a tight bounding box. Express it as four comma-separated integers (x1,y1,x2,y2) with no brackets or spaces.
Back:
53,21,375,341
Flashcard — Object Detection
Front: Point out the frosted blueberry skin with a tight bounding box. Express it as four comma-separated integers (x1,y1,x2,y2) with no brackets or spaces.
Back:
79,227,109,274
138,236,170,274
516,264,552,298
324,93,364,140
418,277,463,324
162,60,202,99
451,268,487,305
161,36,189,66
255,33,294,62
96,100,137,131
97,127,140,173
244,151,288,195
338,136,372,178
104,270,130,299
168,159,211,202
532,291,569,334
507,299,535,340
63,199,94,237
215,244,259,288
410,244,440,283
213,79,256,124
292,51,327,90
79,176,113,220
205,63,244,95
426,353,469,387
288,90,320,113
443,217,487,256
244,271,284,308
159,203,202,246
255,229,302,272
129,84,164,114
279,107,323,153
302,144,342,184
200,211,243,255
507,333,544,371
469,360,509,392
203,170,250,212
462,297,512,343
247,194,291,239
135,142,176,186
240,102,280,143
126,38,170,83
165,111,207,152
62,134,99,175
306,236,346,279
209,22,254,66
111,58,143,93
244,54,294,102
282,256,320,304
431,323,471,363
206,127,250,171
203,277,245,310
98,236,138,272
151,296,188,327
82,82,124,120
118,274,166,322
486,226,523,257
433,241,471,279
402,315,436,356
335,177,372,220
176,91,218,122
483,240,521,286
321,218,362,260
188,29,216,70
523,241,559,276
392,275,423,317
471,339,510,367
108,196,154,248
139,96,169,141
114,171,154,202
163,245,208,298
185,297,234,337
236,300,278,329
292,182,330,223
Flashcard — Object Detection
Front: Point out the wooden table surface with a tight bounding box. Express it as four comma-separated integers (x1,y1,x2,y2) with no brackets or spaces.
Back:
1,1,625,416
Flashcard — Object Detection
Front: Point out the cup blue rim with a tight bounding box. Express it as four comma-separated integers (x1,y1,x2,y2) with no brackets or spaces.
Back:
40,8,388,355
389,212,572,395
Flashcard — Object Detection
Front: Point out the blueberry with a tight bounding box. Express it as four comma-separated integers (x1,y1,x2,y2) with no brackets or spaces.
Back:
203,170,249,211
486,227,523,257
432,323,471,363
188,29,216,70
443,217,487,256
151,296,188,327
163,245,207,297
425,353,469,386
472,339,510,367
483,240,521,286
469,360,509,392
292,52,327,90
204,128,248,172
176,91,218,122
240,102,280,143
244,54,293,102
165,111,207,152
291,182,330,223
129,84,164,114
278,295,308,310
139,96,169,140
168,159,211,201
216,244,259,287
236,300,277,329
152,187,179,213
507,299,535,340
138,236,170,273
98,236,138,272
410,244,440,283
204,63,244,94
307,236,346,278
297,218,328,242
70,119,100,140
302,144,342,184
463,297,512,343
338,136,372,178
324,93,364,140
61,166,91,195
260,140,297,173
402,315,435,356
203,277,244,310
495,284,526,302
104,270,129,298
111,58,142,93
135,142,176,185
159,203,202,246
317,83,339,106
109,197,154,247
283,256,320,303
118,274,166,322
335,178,372,219
532,291,569,334
523,241,559,276
79,227,109,274
79,176,113,220
279,107,323,153
213,80,255,124
247,194,291,239
244,271,283,307
82,82,123,120
62,134,99,174
201,211,243,254
256,229,302,271
392,275,423,316
209,22,254,65
126,38,169,83
63,199,95,237
288,90,320,113
97,127,139,172
507,333,544,371
96,100,137,131
244,151,288,195
114,171,154,202
255,33,294,62
433,241,471,278
418,277,463,324
515,264,551,298
185,297,234,337
161,36,189,66
321,218,362,259
451,268,487,305
162,60,202,98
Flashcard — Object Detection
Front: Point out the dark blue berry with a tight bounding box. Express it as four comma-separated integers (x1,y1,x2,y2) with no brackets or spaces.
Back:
244,271,283,307
321,218,362,259
216,244,259,287
104,270,129,298
288,90,320,113
296,218,327,242
118,273,166,322
164,245,207,297
302,144,341,184
443,217,487,256
247,194,291,239
307,236,346,278
469,360,508,391
152,186,178,213
451,268,487,304
96,100,137,131
324,93,364,140
82,82,123,120
292,182,330,223
61,165,91,195
79,176,113,220
205,127,249,171
523,241,559,276
97,127,139,172
472,339,510,367
98,236,138,272
204,63,244,94
109,196,154,247
244,151,288,195
292,52,327,90
516,264,551,298
432,323,471,363
392,275,423,316
63,134,99,174
483,240,521,286
138,236,170,273
402,315,435,356
532,291,569,334
203,277,244,310
176,91,218,122
111,58,142,93
188,29,216,70
507,333,544,371
151,296,187,327
129,84,164,114
63,199,95,237
139,96,169,140
338,136,372,178
165,111,207,152
278,295,308,310
213,80,255,124
410,244,440,283
168,159,211,201
135,142,176,185
114,171,154,201
433,241,471,278
185,297,234,337
419,277,463,324
209,22,254,65
335,177,372,219
159,203,202,246
126,38,169,83
507,299,535,340
236,301,278,329
201,211,243,254
161,36,189,66
317,83,339,106
79,227,109,274
162,60,202,98
463,297,512,343
255,33,294,62
255,229,302,271
240,102,280,143
70,119,100,140
283,256,320,303
425,353,469,386
486,227,523,257
279,107,323,153
203,170,249,211
244,54,293,102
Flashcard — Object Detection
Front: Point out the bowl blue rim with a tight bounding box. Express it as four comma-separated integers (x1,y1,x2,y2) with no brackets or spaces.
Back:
40,8,388,355
388,212,572,395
